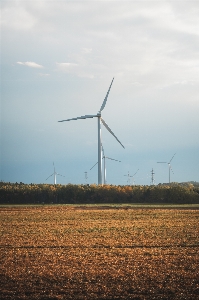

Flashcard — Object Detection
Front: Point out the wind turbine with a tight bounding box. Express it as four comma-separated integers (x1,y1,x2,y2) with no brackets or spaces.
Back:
90,144,121,184
58,78,125,185
157,153,176,184
124,169,139,185
45,163,65,185
102,145,121,184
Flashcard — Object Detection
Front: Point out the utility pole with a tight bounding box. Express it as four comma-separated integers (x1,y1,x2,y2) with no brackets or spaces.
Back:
151,168,155,185
84,171,88,184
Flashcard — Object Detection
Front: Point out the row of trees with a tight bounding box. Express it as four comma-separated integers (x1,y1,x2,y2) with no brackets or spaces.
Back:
0,182,199,204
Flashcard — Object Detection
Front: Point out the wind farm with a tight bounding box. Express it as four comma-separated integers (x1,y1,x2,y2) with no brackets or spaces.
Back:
57,79,187,186
1,74,198,186
1,1,199,187
1,3,199,300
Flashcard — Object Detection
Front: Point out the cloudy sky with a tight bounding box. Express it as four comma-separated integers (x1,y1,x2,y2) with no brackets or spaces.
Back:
1,0,199,185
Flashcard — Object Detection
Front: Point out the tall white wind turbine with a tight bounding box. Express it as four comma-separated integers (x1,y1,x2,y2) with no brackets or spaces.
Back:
45,163,65,185
58,78,125,185
157,153,176,184
131,169,139,185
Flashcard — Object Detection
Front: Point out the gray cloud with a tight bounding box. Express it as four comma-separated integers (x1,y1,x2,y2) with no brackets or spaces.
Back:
17,61,44,68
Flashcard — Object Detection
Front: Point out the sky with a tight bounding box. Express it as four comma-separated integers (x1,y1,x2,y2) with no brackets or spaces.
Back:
1,0,199,186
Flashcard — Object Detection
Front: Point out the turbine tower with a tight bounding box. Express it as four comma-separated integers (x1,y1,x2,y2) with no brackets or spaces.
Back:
157,153,176,184
45,163,65,185
58,78,124,185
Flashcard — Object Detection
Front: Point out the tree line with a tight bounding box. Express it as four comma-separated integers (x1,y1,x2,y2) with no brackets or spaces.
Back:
0,182,199,205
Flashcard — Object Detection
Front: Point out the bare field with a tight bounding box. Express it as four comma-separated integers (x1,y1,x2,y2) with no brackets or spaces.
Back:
0,206,199,299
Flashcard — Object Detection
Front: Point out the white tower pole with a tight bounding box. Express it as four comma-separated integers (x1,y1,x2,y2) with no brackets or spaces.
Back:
54,165,56,185
98,116,102,185
104,156,106,184
102,145,106,185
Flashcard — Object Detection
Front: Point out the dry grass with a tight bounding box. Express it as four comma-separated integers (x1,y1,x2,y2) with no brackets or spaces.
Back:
0,206,199,299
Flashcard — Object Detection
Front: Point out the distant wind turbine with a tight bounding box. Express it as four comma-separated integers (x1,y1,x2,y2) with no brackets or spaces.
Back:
45,163,65,185
157,153,176,183
90,144,121,184
124,169,139,185
58,78,125,185
102,145,121,185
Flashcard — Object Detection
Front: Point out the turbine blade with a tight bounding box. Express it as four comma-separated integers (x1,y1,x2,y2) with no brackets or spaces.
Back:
90,162,98,170
170,165,174,174
106,157,121,162
99,78,114,112
58,114,98,122
169,153,176,163
45,174,53,180
101,118,125,149
132,169,139,176
101,144,104,156
157,162,167,163
57,173,65,177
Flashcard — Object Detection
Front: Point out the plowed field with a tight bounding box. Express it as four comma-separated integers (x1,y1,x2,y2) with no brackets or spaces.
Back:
0,206,199,299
